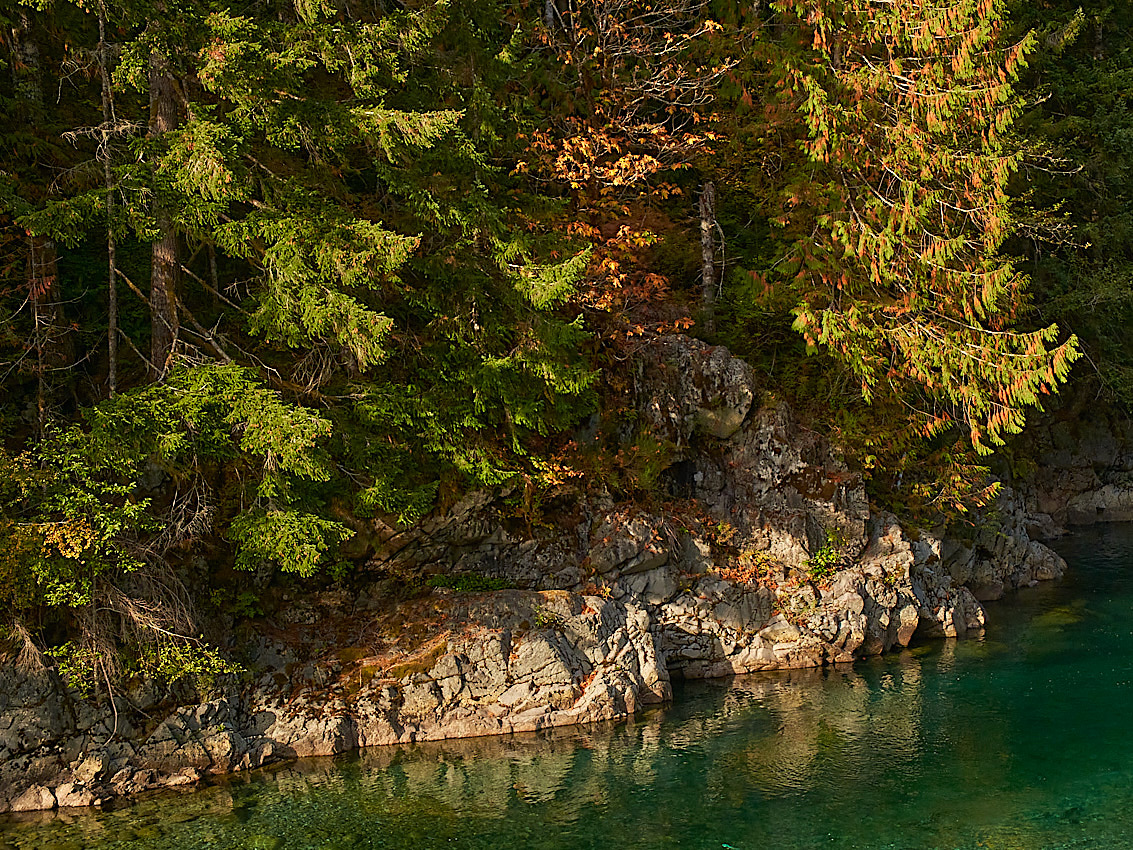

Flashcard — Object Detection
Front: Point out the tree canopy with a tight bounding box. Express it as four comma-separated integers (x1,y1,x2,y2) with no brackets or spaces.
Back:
0,0,1109,685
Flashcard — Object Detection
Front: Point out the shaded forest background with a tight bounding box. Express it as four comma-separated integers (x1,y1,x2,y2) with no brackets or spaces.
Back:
0,0,1129,686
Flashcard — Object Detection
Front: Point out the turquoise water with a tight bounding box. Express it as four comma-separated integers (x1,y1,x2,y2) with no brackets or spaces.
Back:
6,524,1133,849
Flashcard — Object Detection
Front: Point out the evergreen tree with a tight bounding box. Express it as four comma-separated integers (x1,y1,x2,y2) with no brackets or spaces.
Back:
0,6,83,430
3,0,1120,683
1011,0,1133,405
763,0,1080,453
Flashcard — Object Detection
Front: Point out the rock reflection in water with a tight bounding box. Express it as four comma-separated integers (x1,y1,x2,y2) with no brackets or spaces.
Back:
0,657,960,850
7,527,1133,850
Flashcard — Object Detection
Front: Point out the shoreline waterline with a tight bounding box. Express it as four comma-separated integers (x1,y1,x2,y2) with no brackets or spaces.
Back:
3,524,1130,850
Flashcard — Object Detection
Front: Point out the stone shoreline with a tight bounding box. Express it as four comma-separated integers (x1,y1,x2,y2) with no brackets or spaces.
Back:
0,336,1095,814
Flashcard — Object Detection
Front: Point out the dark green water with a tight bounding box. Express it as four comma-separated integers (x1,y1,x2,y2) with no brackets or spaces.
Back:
7,524,1133,850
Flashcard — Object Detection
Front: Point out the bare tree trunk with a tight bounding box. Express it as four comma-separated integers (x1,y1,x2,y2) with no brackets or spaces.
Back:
27,236,68,365
148,49,180,380
27,234,62,437
10,11,43,104
13,11,73,425
98,2,119,396
699,181,717,336
207,243,220,310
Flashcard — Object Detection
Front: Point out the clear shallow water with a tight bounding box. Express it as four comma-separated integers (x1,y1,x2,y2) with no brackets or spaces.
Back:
6,524,1133,850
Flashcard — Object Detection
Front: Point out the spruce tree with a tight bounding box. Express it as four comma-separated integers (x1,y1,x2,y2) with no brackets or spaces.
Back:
8,0,600,526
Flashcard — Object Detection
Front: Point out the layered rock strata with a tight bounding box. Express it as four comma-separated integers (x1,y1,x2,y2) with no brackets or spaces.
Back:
1007,403,1133,531
0,592,668,813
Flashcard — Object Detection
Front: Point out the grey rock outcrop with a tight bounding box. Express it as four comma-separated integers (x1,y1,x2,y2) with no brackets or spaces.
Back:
0,591,668,815
1005,403,1133,531
0,334,1073,814
635,334,756,442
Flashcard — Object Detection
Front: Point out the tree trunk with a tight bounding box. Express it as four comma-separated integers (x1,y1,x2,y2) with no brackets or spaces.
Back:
27,235,70,367
98,2,119,397
27,234,70,436
11,12,44,102
148,49,180,379
699,181,717,336
13,11,73,426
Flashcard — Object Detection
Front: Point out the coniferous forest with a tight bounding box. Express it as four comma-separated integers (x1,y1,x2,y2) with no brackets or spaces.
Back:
0,0,1130,688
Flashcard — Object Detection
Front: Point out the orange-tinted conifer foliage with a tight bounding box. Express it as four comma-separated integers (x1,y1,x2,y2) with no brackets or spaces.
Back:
768,0,1079,452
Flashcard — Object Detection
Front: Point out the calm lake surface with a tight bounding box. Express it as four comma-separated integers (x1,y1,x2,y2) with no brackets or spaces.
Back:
5,524,1133,850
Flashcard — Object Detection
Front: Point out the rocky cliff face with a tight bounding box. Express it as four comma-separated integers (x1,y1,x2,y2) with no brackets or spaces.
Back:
0,335,1071,814
1006,402,1133,532
0,591,669,813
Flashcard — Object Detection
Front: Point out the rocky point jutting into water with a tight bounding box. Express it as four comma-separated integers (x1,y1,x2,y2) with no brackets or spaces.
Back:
0,336,1084,814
